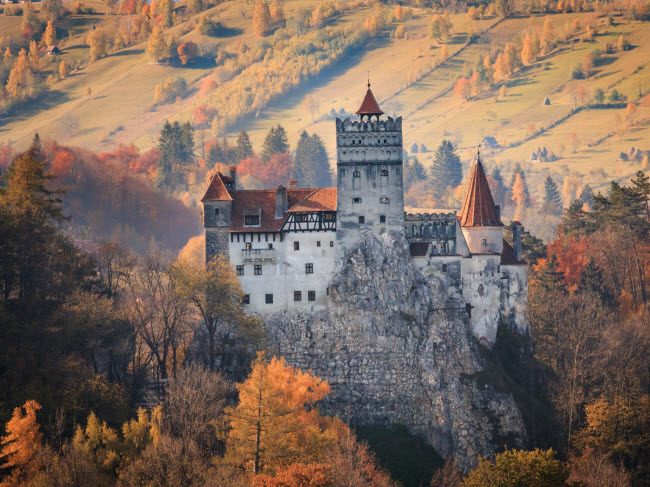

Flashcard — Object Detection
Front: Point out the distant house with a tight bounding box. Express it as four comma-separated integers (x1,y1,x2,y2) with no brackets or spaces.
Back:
46,46,61,56
481,136,499,149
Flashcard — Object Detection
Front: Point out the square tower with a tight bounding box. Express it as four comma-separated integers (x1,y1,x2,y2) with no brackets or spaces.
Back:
335,84,405,263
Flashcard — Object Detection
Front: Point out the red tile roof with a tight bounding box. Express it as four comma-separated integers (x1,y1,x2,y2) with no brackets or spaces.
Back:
201,173,232,202
459,160,503,228
229,188,333,233
356,87,384,115
501,240,525,265
288,188,337,213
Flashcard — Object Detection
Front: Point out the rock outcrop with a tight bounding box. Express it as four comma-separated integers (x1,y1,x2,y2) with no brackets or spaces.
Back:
264,232,526,471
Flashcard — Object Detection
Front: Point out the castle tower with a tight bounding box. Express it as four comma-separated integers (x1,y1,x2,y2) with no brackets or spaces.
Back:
202,166,236,262
335,83,405,263
459,157,503,254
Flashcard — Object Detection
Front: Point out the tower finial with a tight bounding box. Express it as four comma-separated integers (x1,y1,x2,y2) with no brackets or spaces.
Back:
367,71,370,89
477,142,481,163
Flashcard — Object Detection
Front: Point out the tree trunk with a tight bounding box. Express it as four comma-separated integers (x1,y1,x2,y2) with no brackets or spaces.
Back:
254,389,262,474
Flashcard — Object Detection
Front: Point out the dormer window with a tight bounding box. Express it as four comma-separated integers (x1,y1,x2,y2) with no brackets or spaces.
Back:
244,215,260,226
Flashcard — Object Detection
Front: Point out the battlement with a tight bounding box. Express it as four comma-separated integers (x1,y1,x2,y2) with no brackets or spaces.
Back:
335,117,402,134
405,211,457,222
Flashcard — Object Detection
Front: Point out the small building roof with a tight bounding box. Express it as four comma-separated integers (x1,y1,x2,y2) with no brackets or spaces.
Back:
201,172,232,202
288,188,337,213
356,83,384,116
459,159,503,228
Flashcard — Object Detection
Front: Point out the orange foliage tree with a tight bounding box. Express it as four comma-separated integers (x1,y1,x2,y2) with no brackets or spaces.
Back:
544,232,591,291
177,41,198,65
226,353,346,474
252,463,334,487
0,400,43,486
453,77,471,100
237,154,293,188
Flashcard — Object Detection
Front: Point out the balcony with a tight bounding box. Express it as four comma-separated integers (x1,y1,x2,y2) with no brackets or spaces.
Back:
242,248,276,263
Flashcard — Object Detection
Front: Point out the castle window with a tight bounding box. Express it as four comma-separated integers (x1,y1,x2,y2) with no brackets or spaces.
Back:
380,197,390,204
244,215,260,226
254,265,262,275
330,241,334,247
442,264,448,273
326,287,329,296
317,241,321,247
359,216,365,224
352,140,355,145
215,208,220,216
482,238,487,244
265,294,273,304
465,303,472,318
294,241,299,251
383,139,387,144
294,291,302,302
242,294,250,304
353,170,360,177
305,263,314,274
325,213,334,221
297,214,308,222
268,243,273,249
236,265,244,275
381,169,388,176
308,291,316,301
380,215,386,224
246,242,252,250
353,197,362,204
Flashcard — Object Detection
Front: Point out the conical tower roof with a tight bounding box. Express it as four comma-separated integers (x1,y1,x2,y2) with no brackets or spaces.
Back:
459,158,503,227
356,82,384,116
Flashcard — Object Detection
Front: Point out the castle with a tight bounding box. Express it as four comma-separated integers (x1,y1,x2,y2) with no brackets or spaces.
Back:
202,85,528,346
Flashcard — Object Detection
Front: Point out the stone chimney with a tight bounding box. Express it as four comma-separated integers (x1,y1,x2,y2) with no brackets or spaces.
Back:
512,221,523,261
229,166,237,190
275,185,288,218
288,179,297,187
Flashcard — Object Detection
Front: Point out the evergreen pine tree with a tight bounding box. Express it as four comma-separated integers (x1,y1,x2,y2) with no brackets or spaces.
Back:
405,157,427,189
157,121,195,189
489,166,508,208
631,170,649,220
578,184,594,208
429,140,462,201
542,175,563,215
577,258,614,306
236,129,254,161
311,133,331,187
261,124,289,160
293,131,315,187
509,162,526,188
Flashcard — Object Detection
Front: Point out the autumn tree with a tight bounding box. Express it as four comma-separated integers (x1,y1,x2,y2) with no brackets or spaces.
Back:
147,25,168,62
87,27,109,62
430,12,452,41
44,20,56,47
58,60,68,78
429,140,462,201
511,172,531,208
0,400,43,486
159,0,174,28
177,41,198,65
453,77,471,100
521,32,539,65
226,353,344,473
625,102,637,124
463,449,570,487
540,15,555,54
253,0,273,37
270,0,285,27
6,49,35,100
581,52,594,79
173,255,261,375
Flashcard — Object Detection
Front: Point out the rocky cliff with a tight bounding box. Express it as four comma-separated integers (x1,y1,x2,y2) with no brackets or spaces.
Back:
264,232,526,471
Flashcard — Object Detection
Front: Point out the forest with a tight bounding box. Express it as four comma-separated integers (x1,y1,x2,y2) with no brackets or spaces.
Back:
0,129,648,486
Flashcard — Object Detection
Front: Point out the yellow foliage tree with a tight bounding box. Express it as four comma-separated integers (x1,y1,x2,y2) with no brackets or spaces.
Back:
521,33,536,65
44,21,56,47
226,353,346,474
540,15,555,53
6,49,34,99
511,173,529,208
147,25,168,61
253,0,272,37
0,400,43,486
626,102,637,124
439,44,448,62
28,40,39,67
394,5,403,20
270,0,284,26
72,411,121,474
58,60,68,78
87,27,108,62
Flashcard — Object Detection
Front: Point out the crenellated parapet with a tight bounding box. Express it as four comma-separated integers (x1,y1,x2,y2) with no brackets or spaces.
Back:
335,116,403,133
405,211,458,255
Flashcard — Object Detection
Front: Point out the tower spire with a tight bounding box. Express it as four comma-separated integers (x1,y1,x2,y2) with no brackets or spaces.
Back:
356,80,383,120
459,157,503,228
